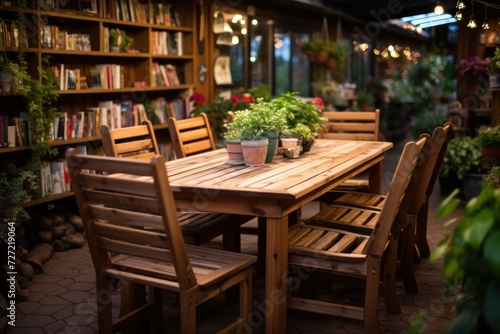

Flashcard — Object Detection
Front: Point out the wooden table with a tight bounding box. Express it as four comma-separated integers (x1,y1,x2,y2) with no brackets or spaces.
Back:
165,139,393,333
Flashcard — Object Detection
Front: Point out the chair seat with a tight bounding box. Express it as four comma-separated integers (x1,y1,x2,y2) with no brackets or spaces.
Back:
110,244,256,291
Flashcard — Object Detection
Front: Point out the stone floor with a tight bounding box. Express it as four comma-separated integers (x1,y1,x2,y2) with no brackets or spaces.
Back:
7,139,463,333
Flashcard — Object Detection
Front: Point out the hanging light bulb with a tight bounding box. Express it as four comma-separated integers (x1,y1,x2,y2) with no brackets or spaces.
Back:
455,10,463,21
482,6,490,30
467,0,477,28
468,15,477,28
456,1,465,10
434,2,444,15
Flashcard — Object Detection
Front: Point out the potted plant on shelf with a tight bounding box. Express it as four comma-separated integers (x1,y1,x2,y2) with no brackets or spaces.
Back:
431,186,500,334
488,47,500,88
477,125,500,169
439,136,485,199
456,55,489,93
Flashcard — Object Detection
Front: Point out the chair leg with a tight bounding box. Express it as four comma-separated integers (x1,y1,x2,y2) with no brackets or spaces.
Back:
401,215,418,294
382,239,401,313
97,276,113,334
179,292,197,333
223,222,241,253
415,200,431,258
238,268,253,332
364,257,382,334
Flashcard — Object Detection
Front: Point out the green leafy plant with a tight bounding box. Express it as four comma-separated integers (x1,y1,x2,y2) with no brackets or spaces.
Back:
356,92,373,105
476,125,500,148
411,109,447,140
440,137,484,180
0,165,38,223
281,124,315,141
324,42,347,69
271,91,326,136
431,186,500,334
488,47,500,73
483,166,500,189
227,98,288,140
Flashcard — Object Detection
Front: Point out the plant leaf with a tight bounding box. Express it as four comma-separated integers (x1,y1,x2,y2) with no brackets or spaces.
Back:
429,236,450,262
448,298,480,334
463,207,495,249
436,189,461,219
484,280,500,333
483,231,500,277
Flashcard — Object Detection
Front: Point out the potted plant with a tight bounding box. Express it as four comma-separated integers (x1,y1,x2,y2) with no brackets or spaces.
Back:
324,42,347,71
488,47,500,88
439,136,485,199
223,122,244,165
476,125,500,168
271,92,326,152
109,28,122,52
300,40,324,63
229,99,288,165
356,92,374,111
431,186,500,334
456,55,490,93
483,166,500,189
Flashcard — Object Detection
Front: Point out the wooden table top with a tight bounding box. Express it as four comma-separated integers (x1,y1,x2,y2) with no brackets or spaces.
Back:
166,139,394,201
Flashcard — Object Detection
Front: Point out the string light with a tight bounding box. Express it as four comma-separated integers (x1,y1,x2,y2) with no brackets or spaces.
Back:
482,5,490,29
434,2,444,15
456,1,466,9
455,10,463,20
467,0,477,28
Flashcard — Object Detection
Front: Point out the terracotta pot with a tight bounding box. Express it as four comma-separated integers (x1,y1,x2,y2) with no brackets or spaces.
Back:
280,137,299,148
482,146,500,169
316,50,329,63
226,140,244,165
241,139,268,166
327,57,338,69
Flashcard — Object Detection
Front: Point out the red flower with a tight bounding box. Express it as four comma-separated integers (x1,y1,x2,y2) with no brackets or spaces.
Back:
190,92,206,103
312,97,324,111
241,93,254,103
231,94,240,103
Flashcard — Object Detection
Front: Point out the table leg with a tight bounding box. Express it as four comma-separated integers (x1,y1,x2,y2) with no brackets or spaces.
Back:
368,160,383,194
264,216,288,333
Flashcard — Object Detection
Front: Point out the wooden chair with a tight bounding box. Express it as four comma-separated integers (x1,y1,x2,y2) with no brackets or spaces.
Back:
100,120,245,253
167,113,216,158
305,122,453,293
287,136,427,333
65,149,256,333
317,109,381,194
320,109,380,141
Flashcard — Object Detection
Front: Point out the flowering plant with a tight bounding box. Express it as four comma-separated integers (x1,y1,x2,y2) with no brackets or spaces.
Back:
456,56,489,80
476,125,500,147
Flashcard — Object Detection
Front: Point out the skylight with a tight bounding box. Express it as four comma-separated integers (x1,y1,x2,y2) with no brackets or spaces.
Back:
388,12,457,31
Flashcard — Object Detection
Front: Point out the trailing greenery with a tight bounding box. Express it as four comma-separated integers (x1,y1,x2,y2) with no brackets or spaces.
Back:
0,165,38,222
431,186,500,334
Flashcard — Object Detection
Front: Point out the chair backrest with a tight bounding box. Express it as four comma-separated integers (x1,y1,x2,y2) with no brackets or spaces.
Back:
100,120,159,160
167,113,216,158
405,122,453,216
65,148,197,290
364,136,427,256
320,109,380,141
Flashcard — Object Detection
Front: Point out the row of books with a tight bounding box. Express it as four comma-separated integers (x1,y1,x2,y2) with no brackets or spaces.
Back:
0,19,28,49
42,25,92,51
39,144,90,197
103,0,180,26
0,96,187,148
49,65,88,90
89,64,125,89
152,62,180,87
152,30,183,56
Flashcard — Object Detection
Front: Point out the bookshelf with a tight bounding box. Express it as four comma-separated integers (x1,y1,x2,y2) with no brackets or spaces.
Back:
0,0,195,207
